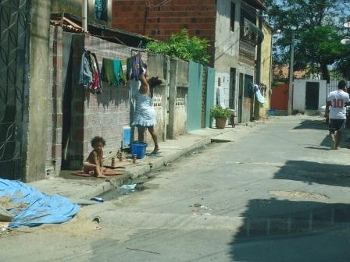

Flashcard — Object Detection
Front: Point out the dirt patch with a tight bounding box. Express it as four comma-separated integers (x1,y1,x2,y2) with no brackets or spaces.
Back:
0,208,100,238
269,190,329,200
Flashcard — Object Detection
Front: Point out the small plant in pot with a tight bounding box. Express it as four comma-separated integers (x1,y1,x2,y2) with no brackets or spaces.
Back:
210,105,232,129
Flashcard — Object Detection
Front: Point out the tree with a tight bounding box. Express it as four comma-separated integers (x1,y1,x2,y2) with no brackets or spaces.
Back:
265,0,350,81
145,29,210,65
334,49,350,79
297,25,348,81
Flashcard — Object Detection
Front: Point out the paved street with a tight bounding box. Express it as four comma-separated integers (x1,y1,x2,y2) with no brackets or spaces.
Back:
97,115,350,262
1,115,350,262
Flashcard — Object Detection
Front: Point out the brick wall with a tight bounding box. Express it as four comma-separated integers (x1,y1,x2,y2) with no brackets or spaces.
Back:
48,28,136,171
47,26,64,176
48,27,197,172
69,35,134,169
111,0,216,43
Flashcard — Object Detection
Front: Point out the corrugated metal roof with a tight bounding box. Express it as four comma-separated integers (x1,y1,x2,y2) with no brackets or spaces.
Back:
50,13,150,47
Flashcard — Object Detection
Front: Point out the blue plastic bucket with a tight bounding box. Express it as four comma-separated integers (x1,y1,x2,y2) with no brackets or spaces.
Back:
268,109,276,116
131,142,148,159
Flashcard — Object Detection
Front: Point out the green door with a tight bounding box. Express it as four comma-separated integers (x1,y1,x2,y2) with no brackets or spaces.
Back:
187,61,203,131
205,67,215,128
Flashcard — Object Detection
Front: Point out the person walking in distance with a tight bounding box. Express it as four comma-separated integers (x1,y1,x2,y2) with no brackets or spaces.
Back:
325,80,350,150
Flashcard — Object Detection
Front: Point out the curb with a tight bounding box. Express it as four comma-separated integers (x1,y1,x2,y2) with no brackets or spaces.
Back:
90,136,212,200
31,121,267,202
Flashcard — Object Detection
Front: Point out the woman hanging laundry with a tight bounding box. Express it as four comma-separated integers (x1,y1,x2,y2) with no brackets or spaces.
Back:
132,55,162,155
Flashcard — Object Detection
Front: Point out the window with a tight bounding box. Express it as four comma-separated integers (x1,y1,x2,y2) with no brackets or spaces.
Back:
95,0,107,21
230,2,235,31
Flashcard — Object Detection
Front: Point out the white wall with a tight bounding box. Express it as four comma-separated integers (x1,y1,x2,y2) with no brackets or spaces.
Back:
215,72,231,108
293,79,327,111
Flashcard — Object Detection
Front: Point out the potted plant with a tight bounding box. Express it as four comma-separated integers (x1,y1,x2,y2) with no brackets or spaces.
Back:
210,105,232,129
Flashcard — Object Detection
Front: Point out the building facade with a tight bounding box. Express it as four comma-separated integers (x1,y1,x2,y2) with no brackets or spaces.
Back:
0,0,52,182
0,0,273,181
52,0,271,123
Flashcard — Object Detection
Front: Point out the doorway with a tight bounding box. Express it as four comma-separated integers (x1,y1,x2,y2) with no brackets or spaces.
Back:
229,68,236,110
305,82,319,110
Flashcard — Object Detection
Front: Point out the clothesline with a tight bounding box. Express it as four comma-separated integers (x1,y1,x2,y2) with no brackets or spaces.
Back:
79,48,148,92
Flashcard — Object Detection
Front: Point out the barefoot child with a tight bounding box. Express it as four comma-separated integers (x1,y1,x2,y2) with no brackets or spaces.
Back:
83,136,106,178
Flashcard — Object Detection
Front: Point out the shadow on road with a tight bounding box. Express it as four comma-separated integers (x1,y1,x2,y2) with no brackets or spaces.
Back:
230,199,350,262
230,158,350,261
293,119,328,130
275,160,350,187
295,119,350,149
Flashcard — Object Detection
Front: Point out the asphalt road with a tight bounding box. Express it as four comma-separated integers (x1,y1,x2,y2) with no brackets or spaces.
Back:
2,115,350,262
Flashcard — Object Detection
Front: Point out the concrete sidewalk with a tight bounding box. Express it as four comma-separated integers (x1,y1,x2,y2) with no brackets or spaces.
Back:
29,121,266,203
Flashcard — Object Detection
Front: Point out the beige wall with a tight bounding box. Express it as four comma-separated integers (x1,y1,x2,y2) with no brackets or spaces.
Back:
258,22,273,119
25,0,52,182
214,0,240,72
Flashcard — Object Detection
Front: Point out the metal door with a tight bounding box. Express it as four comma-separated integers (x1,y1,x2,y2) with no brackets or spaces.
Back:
204,67,215,128
229,68,236,110
187,61,203,131
0,0,30,180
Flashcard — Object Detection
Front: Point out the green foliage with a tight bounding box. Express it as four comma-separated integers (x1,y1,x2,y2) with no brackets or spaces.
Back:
145,29,210,65
297,25,348,81
334,53,350,80
210,105,232,119
265,0,350,81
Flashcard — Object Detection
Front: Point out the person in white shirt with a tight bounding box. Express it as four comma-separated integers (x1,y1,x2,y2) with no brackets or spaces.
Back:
325,80,350,149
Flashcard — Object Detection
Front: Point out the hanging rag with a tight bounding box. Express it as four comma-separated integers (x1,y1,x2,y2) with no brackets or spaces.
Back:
79,50,93,89
126,57,133,81
254,84,265,104
120,59,128,84
127,55,145,81
132,55,142,81
87,52,102,93
101,58,116,85
113,59,125,86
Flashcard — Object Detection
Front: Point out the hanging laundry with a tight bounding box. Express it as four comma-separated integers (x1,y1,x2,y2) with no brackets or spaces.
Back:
132,55,143,81
126,53,146,81
101,58,117,85
259,83,267,97
254,84,265,104
79,50,102,94
120,59,128,84
126,57,133,80
79,50,93,89
101,58,127,86
88,52,102,93
113,59,126,86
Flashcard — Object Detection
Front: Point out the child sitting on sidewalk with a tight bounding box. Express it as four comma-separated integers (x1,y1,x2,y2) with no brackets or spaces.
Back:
83,136,106,178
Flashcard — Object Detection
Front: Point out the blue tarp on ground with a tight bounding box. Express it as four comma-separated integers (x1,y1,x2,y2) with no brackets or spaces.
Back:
0,179,80,228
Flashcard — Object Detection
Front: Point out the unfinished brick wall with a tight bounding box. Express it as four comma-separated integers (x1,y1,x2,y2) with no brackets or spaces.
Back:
48,28,135,171
47,26,64,176
69,35,134,169
48,27,195,172
111,0,216,42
